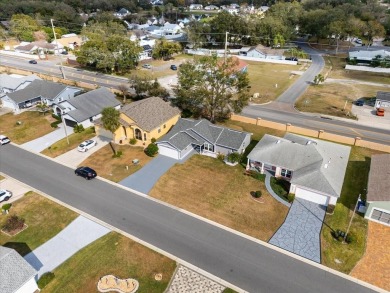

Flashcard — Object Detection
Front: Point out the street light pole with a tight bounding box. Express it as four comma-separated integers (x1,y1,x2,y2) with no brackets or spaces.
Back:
61,114,70,145
50,19,66,80
224,31,229,63
344,194,360,243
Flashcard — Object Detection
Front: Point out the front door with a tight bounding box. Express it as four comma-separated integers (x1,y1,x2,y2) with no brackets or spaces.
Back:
135,129,142,140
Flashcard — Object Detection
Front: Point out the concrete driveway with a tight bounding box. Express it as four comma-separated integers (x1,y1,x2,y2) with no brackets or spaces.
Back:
21,124,74,153
54,136,110,168
0,176,31,204
269,198,326,263
352,104,390,130
120,151,195,194
24,216,110,279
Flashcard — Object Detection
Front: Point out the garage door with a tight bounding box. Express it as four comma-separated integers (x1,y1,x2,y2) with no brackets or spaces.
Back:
295,187,329,206
158,145,179,159
97,128,113,140
64,118,77,127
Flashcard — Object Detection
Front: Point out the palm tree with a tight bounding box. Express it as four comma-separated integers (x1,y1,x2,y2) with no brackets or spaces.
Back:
118,84,130,103
101,107,120,155
36,102,49,115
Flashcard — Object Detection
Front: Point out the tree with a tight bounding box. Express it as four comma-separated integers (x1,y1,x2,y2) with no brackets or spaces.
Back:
101,107,120,155
145,143,159,157
273,33,285,48
130,76,169,99
152,38,181,60
174,55,250,123
118,84,130,103
10,14,40,41
313,74,325,85
36,102,49,115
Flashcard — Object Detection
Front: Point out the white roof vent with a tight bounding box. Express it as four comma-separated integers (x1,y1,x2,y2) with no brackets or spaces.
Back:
324,164,328,169
276,140,281,144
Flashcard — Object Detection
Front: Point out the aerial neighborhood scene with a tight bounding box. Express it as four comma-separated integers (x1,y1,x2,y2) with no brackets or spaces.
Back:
1,0,390,292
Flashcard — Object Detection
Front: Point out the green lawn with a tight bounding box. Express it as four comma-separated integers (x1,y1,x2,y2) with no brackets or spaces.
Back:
321,147,383,273
41,127,96,158
0,192,78,256
43,232,176,293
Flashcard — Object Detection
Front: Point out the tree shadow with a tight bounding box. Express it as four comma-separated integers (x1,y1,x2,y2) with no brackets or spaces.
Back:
3,241,32,256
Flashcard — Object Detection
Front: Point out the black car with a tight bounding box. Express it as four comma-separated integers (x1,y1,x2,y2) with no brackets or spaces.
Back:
29,60,37,64
355,100,364,106
170,64,177,70
285,57,298,61
75,166,97,180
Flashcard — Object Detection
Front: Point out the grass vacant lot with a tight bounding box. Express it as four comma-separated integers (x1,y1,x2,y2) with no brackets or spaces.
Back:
41,127,96,158
326,55,390,84
321,147,384,273
43,232,176,293
221,120,285,141
0,192,77,256
246,60,300,103
296,83,390,118
0,111,55,144
79,144,153,182
150,155,288,241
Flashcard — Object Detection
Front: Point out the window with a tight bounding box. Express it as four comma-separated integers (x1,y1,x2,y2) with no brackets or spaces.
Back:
203,143,214,152
281,168,292,178
371,209,390,224
163,124,166,129
89,117,93,122
135,129,142,140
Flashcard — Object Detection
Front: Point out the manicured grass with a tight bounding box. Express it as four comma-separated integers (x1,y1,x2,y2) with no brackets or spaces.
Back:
0,192,78,256
150,155,288,241
41,127,96,158
221,120,285,141
270,177,290,201
79,144,153,183
321,147,384,273
0,111,55,144
42,232,176,293
246,61,300,103
223,288,238,293
296,83,390,118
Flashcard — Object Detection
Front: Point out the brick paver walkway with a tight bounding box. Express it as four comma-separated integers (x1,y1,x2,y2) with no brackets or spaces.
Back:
351,221,390,291
166,266,225,293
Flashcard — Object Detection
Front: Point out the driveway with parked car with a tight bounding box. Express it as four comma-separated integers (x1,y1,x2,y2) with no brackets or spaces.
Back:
351,104,390,130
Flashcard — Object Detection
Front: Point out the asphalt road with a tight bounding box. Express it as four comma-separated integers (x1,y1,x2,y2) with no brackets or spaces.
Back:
0,144,378,293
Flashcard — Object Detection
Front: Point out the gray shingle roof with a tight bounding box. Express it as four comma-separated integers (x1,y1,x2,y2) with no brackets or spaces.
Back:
348,46,390,53
0,246,37,293
367,154,390,202
7,79,67,103
247,134,351,197
0,74,41,92
158,118,250,151
376,91,390,102
64,87,120,122
120,97,181,132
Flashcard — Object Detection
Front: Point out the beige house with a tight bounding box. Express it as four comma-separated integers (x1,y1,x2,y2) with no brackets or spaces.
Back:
96,97,180,145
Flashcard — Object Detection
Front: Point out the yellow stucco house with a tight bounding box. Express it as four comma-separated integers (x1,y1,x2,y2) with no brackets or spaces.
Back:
96,97,181,145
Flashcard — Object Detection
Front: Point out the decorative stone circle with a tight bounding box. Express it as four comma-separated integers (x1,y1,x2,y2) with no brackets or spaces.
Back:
97,275,139,293
154,273,162,281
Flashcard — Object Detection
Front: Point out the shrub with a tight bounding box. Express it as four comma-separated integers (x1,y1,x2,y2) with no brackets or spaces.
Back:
217,153,225,161
250,172,266,182
151,137,156,143
227,152,241,163
112,150,123,158
254,190,262,198
287,193,295,203
37,272,55,289
50,121,61,128
326,204,335,214
145,143,159,157
52,113,61,121
129,138,137,145
73,124,85,133
1,203,12,211
3,215,25,232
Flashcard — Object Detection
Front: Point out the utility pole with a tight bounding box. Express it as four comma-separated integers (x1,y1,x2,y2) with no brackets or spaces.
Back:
51,19,66,80
344,194,360,243
224,31,229,63
61,113,70,145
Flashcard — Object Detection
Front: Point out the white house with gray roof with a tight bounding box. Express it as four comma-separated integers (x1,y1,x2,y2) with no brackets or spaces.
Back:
0,74,41,95
1,79,81,113
348,46,390,62
156,118,251,160
0,246,38,293
55,87,120,128
375,91,390,108
247,134,351,206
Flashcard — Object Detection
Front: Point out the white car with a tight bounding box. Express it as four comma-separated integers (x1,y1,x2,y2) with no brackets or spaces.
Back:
142,64,152,69
0,189,12,202
0,135,10,145
77,139,97,152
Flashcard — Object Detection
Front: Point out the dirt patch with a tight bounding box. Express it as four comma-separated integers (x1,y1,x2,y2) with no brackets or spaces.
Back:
350,222,390,291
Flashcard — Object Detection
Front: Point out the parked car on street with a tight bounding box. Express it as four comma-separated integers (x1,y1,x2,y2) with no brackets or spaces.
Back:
77,139,97,152
0,135,10,145
170,64,177,70
0,189,12,202
285,57,298,61
376,108,385,116
142,64,152,69
74,166,97,180
29,60,37,64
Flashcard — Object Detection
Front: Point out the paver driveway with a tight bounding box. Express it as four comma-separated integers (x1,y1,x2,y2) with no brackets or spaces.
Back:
269,198,326,263
120,152,195,194
24,216,110,279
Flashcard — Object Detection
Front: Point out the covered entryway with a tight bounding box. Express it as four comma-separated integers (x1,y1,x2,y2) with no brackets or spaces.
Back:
295,187,329,206
97,128,113,140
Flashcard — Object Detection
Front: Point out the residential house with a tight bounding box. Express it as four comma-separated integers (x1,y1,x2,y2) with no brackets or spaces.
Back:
157,118,251,160
14,41,56,55
139,45,153,60
96,97,181,144
348,46,390,62
55,87,121,128
189,4,203,10
219,56,248,74
375,91,390,108
204,5,219,10
0,246,38,293
0,74,41,95
364,154,390,226
51,33,82,51
239,44,285,60
223,6,240,14
247,134,351,206
1,79,81,112
114,8,131,19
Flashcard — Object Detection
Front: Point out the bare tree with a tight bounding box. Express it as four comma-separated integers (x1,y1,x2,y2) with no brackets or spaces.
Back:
118,84,130,103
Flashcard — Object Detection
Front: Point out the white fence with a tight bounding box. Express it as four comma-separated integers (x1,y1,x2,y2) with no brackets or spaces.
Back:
345,65,390,74
238,55,298,65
